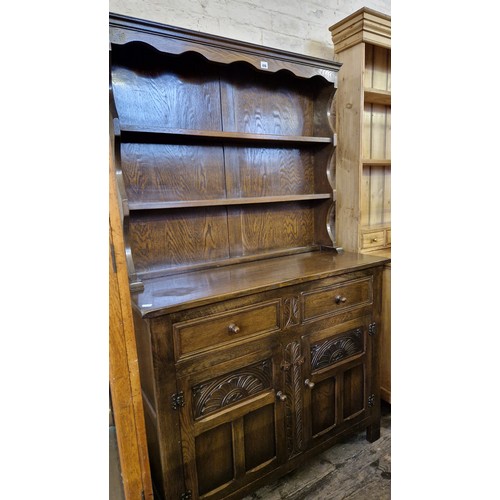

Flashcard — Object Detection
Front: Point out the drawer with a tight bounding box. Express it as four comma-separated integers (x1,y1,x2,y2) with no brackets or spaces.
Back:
302,277,373,322
386,229,391,245
173,300,280,359
361,230,385,250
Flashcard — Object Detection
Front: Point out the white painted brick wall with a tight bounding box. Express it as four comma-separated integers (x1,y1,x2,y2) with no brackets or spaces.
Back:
109,0,390,59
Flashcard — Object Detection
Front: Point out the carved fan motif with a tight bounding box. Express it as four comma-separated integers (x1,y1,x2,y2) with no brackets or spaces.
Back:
311,328,363,371
193,360,272,418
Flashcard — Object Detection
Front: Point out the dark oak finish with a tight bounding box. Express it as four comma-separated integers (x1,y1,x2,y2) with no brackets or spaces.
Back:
109,13,389,500
110,16,340,279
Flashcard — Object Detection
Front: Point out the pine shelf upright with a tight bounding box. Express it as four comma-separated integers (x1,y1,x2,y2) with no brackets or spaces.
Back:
330,7,391,403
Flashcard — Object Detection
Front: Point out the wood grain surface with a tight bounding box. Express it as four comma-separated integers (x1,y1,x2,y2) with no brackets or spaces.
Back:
133,250,389,316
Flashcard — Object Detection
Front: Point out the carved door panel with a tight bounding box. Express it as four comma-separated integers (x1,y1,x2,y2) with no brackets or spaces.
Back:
278,338,308,461
177,349,285,500
301,316,373,447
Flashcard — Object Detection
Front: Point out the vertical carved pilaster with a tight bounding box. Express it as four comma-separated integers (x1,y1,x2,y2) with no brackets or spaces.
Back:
283,296,300,328
282,341,305,458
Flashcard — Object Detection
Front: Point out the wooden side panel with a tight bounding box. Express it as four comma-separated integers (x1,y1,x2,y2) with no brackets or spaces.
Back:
312,81,337,137
379,265,391,403
335,43,364,252
109,144,153,499
131,311,156,411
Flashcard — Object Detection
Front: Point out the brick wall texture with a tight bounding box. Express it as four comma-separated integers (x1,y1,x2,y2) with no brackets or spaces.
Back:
109,0,390,59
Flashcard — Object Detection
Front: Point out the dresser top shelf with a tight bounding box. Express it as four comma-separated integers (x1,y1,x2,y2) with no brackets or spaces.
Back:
133,250,390,317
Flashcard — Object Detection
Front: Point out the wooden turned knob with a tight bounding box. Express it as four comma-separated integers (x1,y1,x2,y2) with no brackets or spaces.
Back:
371,238,378,242
228,323,240,334
304,379,315,389
335,295,347,304
276,391,287,402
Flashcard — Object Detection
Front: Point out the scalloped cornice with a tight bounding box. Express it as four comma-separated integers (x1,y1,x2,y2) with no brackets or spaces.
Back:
109,13,340,84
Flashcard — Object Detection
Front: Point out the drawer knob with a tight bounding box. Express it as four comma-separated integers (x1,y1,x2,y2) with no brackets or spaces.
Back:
276,391,287,402
304,379,315,389
228,323,240,334
335,295,347,304
371,238,378,242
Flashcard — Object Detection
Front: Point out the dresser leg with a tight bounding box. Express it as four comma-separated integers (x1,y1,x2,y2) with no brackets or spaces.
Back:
366,422,380,443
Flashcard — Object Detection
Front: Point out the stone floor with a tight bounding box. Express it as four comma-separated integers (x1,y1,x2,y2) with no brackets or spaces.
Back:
110,402,391,500
109,426,125,500
242,401,391,500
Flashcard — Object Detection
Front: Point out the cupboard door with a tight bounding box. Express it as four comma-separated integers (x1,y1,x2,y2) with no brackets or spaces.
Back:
177,352,284,499
302,318,372,446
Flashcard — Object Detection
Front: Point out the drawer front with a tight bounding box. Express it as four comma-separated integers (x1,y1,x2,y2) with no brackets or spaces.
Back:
386,229,391,245
361,230,385,250
302,277,373,322
173,300,280,359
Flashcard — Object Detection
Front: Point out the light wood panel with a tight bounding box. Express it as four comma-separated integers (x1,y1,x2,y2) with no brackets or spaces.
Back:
333,22,391,249
109,139,153,499
330,8,391,406
334,42,364,252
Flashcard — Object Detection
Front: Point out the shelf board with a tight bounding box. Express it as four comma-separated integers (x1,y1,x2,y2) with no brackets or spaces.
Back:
120,124,333,146
128,193,332,210
364,88,391,105
361,223,391,232
362,159,391,167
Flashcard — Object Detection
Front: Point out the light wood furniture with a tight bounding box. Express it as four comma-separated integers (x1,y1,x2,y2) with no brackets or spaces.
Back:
109,135,154,498
109,13,390,499
330,8,391,403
